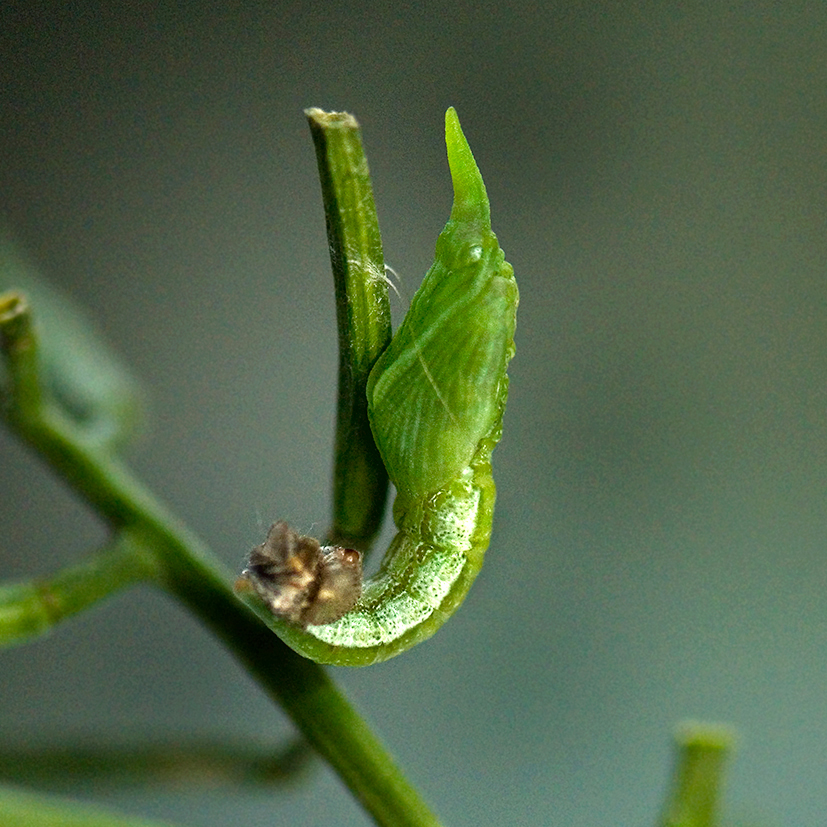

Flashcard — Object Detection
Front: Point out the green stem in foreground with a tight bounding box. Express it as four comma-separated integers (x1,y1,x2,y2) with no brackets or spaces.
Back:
0,291,443,827
306,108,392,550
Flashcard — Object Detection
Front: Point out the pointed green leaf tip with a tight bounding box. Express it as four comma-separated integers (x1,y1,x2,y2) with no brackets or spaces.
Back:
445,107,491,230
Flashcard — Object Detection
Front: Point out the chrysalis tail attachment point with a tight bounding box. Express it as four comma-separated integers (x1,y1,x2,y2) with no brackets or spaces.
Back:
237,521,362,627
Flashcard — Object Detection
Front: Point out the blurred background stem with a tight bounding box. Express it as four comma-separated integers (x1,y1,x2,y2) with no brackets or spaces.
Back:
658,723,733,827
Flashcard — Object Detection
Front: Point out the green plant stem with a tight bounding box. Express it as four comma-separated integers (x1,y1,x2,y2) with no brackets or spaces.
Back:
0,293,442,827
0,783,177,827
0,234,144,452
0,738,311,788
306,108,391,550
658,722,733,827
0,531,156,647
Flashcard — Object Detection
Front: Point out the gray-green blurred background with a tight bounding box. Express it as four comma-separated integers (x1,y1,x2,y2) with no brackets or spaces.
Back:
2,3,826,825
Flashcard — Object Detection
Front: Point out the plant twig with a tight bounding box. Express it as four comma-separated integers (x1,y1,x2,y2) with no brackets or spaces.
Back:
0,783,177,827
0,737,311,789
0,530,158,648
306,108,391,550
0,234,144,451
658,722,733,827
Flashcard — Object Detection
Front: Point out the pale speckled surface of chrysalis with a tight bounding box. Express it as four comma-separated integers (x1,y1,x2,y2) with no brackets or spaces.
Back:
306,540,467,649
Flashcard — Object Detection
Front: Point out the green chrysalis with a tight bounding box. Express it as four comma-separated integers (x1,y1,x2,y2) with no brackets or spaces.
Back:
239,108,517,666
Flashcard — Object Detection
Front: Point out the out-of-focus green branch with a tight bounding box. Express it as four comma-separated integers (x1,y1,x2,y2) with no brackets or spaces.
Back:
658,722,733,827
0,738,311,789
0,783,177,827
0,233,143,451
0,530,156,648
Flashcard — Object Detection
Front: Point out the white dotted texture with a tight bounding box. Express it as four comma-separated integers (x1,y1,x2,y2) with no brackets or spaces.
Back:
305,474,480,650
306,544,466,648
425,481,480,552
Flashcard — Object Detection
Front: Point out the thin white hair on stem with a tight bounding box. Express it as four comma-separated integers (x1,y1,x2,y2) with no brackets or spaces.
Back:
351,258,405,304
382,264,404,300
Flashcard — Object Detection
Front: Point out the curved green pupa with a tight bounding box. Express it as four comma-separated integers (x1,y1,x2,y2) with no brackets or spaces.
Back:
250,108,517,665
366,107,516,500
